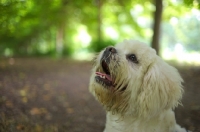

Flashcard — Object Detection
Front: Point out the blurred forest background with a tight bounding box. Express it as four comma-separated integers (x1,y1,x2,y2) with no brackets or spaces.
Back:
0,0,200,63
1,0,200,132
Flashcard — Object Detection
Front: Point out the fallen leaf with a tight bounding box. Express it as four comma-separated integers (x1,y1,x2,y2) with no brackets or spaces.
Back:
22,97,28,103
5,100,13,108
19,90,26,97
16,124,25,130
67,108,74,114
30,107,41,115
35,124,43,132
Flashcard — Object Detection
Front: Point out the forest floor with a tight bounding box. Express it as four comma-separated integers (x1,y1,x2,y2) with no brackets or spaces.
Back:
0,58,199,132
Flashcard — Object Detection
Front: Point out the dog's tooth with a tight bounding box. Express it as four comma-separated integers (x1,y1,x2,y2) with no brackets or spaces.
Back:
98,74,106,79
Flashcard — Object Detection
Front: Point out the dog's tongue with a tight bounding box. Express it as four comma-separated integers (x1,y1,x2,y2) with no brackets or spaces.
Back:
96,72,112,82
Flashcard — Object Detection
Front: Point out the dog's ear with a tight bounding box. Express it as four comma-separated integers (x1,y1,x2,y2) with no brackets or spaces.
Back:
137,58,183,118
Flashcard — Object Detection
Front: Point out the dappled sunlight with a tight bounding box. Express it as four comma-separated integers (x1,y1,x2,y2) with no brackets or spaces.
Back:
72,50,94,61
162,43,200,65
4,48,13,57
192,8,200,20
74,25,92,48
105,27,118,40
161,6,200,66
170,17,178,25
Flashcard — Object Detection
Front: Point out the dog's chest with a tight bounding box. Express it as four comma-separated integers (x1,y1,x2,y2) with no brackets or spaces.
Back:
104,112,185,132
104,113,142,132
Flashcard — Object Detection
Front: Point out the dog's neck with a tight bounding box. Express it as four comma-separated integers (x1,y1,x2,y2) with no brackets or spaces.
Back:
104,110,187,132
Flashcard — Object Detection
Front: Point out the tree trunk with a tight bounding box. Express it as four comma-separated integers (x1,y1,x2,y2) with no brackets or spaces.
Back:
97,0,102,43
56,23,64,57
151,0,163,56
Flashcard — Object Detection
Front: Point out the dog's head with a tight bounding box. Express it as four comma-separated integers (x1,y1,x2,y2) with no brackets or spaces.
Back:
89,40,183,118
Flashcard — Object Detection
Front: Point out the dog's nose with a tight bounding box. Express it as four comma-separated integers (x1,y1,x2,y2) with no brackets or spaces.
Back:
106,47,117,53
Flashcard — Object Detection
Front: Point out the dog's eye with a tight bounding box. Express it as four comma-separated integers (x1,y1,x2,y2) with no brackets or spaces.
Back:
127,54,138,63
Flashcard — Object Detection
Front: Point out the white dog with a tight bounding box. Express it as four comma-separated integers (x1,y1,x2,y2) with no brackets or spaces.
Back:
89,40,189,132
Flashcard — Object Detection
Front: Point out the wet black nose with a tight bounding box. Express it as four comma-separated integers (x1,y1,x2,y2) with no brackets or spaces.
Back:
101,46,116,63
106,47,117,53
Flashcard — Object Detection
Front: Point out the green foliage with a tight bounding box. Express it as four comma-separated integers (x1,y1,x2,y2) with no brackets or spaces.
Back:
176,15,200,51
183,0,200,8
0,0,199,57
89,40,116,52
161,0,200,52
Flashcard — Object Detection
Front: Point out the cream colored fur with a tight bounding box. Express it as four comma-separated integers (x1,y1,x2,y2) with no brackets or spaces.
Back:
89,40,189,132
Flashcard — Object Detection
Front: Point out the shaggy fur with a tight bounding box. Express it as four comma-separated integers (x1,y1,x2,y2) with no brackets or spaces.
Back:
89,40,189,132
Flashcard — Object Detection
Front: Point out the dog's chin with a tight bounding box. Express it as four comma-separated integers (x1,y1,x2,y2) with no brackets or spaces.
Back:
95,60,114,89
91,59,129,114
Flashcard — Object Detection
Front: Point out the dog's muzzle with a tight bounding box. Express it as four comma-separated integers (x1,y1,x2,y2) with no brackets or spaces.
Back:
101,46,117,64
95,47,117,87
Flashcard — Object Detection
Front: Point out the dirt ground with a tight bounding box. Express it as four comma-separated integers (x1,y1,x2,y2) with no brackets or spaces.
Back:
0,58,199,132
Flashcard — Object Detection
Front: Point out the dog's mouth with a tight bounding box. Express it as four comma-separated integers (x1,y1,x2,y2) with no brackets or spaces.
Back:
95,60,113,87
94,58,128,91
